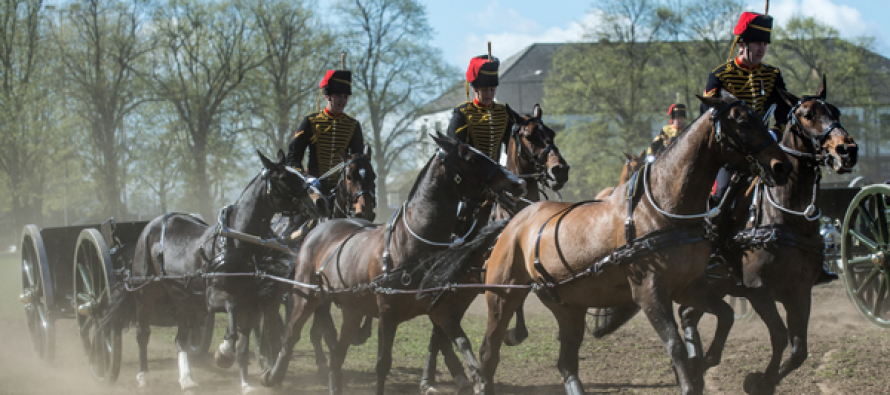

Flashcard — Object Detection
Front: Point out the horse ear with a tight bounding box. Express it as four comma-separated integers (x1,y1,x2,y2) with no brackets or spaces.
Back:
363,143,372,158
533,103,542,119
638,149,646,158
696,94,723,111
277,149,286,163
817,73,827,99
624,152,632,161
258,150,275,169
431,132,455,152
778,89,798,108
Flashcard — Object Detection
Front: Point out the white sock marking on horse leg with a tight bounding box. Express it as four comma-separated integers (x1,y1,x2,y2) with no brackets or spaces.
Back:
219,338,234,357
136,371,148,388
178,351,199,390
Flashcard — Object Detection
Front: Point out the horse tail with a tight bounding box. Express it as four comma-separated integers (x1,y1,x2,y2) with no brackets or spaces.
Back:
588,305,641,339
417,219,510,293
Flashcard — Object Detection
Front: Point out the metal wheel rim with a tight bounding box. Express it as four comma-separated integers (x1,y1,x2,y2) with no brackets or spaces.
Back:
73,229,121,382
21,225,55,362
841,184,890,329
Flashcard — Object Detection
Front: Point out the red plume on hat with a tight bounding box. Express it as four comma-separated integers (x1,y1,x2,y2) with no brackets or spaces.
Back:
726,11,773,61
466,55,499,88
319,70,352,95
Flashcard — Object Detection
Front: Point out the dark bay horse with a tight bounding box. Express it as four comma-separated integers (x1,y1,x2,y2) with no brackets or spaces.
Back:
457,92,791,395
594,149,646,200
103,151,322,394
259,134,526,394
675,79,858,395
420,103,571,394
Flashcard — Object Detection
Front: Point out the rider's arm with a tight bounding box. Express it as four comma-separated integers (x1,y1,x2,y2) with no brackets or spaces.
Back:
445,105,469,143
348,121,365,155
769,69,791,134
700,71,723,116
286,116,312,171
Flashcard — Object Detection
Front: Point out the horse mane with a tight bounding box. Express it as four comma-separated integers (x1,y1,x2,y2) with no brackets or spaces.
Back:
404,153,435,203
414,219,510,299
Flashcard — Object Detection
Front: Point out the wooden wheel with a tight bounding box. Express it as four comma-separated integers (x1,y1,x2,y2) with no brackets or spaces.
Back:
841,184,890,329
73,229,121,382
20,225,56,363
726,296,755,322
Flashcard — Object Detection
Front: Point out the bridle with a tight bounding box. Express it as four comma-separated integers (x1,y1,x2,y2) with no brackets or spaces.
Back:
761,97,850,221
710,100,777,187
263,164,320,217
511,116,560,184
333,156,376,218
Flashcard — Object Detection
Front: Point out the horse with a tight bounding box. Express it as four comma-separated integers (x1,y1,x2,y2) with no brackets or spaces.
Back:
676,78,858,394
220,146,378,376
422,91,792,395
259,133,526,395
102,150,323,394
419,103,571,394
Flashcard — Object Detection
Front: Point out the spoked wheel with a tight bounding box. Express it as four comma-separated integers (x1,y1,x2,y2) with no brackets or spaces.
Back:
20,225,55,363
726,296,755,321
73,229,121,383
841,184,890,329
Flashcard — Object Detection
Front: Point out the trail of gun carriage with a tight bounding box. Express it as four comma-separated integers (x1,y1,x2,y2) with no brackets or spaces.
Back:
8,2,890,395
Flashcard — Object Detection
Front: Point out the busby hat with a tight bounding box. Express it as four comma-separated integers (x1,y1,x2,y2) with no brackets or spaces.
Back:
320,70,352,95
668,103,687,119
466,55,499,88
734,12,772,44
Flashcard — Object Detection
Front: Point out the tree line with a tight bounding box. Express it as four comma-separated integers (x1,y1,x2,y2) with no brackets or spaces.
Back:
545,0,890,200
0,0,457,238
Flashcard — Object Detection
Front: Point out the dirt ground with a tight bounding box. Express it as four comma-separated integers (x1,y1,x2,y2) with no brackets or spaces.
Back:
3,253,889,395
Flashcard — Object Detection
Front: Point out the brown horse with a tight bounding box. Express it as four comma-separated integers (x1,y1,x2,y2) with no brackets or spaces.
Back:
674,78,858,395
465,92,791,395
418,103,571,394
259,134,526,394
594,149,647,200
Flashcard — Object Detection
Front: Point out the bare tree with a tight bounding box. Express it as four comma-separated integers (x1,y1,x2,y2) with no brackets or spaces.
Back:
0,0,54,228
242,0,335,152
147,0,262,219
335,0,457,209
52,0,154,219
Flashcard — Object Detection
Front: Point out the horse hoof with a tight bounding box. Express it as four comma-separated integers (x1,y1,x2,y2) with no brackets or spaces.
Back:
136,371,149,388
743,372,775,395
214,348,235,369
242,384,258,394
180,377,199,391
456,375,474,395
475,382,495,395
503,329,526,346
420,383,441,394
260,370,275,387
564,376,584,395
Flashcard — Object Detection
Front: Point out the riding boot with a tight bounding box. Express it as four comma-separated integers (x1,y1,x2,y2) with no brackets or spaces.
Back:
815,263,839,285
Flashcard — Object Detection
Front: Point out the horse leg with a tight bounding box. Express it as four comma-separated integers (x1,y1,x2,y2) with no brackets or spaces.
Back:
310,300,336,376
215,299,237,369
776,292,811,381
741,287,788,395
175,315,200,392
675,278,735,379
478,289,528,395
261,291,320,387
547,303,587,395
234,304,258,394
354,315,374,345
328,309,363,395
421,322,473,395
374,310,402,395
135,298,153,388
636,281,697,395
504,301,529,346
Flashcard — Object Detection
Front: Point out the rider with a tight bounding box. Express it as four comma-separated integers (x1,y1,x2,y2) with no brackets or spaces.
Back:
445,51,517,239
704,11,837,284
285,69,365,237
647,103,686,160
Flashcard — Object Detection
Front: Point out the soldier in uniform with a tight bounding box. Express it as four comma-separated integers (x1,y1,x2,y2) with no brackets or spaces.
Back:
286,69,365,195
445,53,517,239
647,103,687,160
704,11,836,283
284,69,365,240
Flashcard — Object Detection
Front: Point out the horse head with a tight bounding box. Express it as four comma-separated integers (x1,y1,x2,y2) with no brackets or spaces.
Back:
778,75,858,173
258,149,326,219
510,104,570,191
336,145,377,221
698,90,791,187
431,132,527,201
